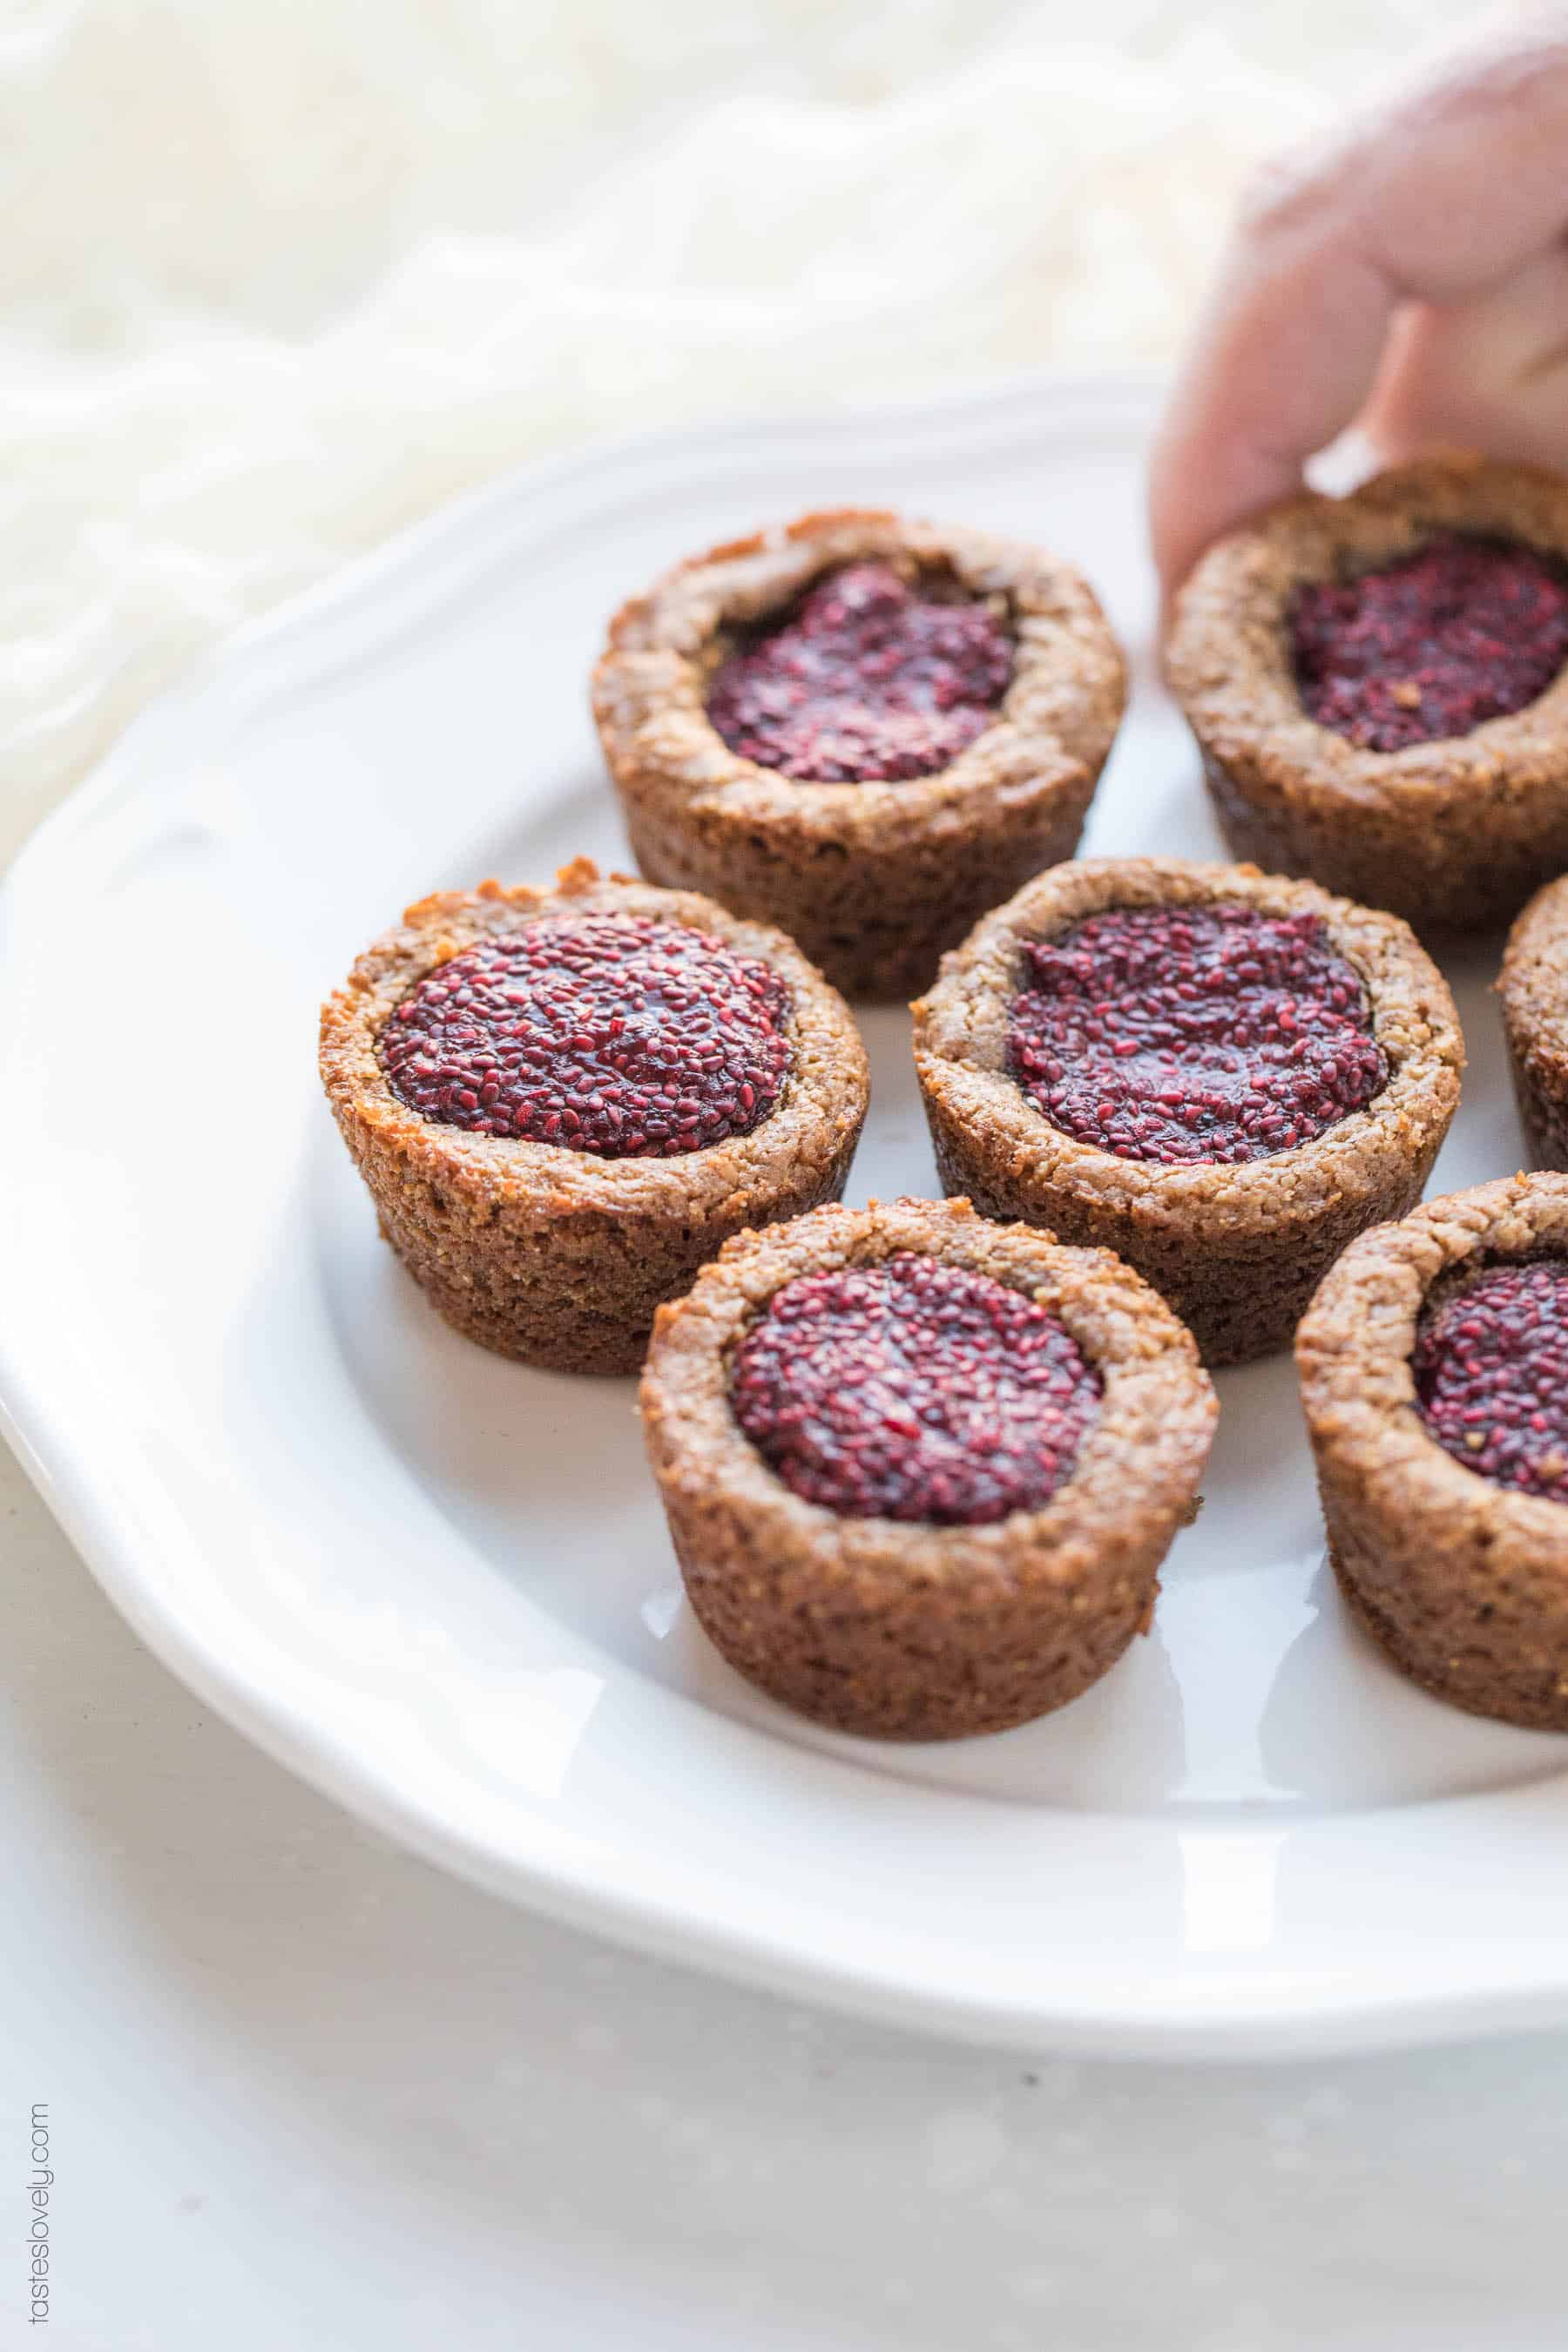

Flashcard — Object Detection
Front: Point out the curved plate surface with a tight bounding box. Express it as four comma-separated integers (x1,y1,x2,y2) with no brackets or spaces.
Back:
4,372,1568,2056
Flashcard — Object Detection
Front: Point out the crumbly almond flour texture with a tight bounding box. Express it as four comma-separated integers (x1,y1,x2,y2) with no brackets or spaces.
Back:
1165,456,1568,936
640,1196,1216,1740
319,861,869,1375
1501,874,1568,1174
591,509,1126,1002
1298,1174,1568,1733
912,856,1464,1367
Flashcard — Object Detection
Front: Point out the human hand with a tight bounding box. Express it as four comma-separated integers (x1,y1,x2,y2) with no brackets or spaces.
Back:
1151,14,1568,599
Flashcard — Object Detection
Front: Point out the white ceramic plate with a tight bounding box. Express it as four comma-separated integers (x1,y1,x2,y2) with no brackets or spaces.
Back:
6,371,1568,2058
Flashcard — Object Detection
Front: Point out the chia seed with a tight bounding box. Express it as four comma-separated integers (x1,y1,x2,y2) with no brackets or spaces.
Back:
706,559,1012,783
1007,902,1386,1166
1291,532,1568,753
381,913,789,1158
1415,1258,1568,1500
729,1251,1101,1524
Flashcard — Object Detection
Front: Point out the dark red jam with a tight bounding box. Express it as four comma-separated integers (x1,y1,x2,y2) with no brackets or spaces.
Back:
381,913,788,1157
1007,902,1386,1166
1291,532,1568,753
1414,1260,1568,1500
729,1252,1101,1524
706,560,1012,783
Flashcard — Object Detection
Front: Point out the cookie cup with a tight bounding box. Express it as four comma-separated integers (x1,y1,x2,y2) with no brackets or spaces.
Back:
1501,874,1568,1169
591,508,1126,1001
640,1196,1217,1741
912,857,1464,1366
1166,456,1568,934
1297,1174,1568,1731
319,861,868,1375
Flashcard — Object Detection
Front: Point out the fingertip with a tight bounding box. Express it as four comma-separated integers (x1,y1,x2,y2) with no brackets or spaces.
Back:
1149,421,1308,609
1147,426,1207,609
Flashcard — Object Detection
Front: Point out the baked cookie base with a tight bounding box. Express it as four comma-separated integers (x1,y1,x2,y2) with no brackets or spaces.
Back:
640,1196,1217,1740
912,856,1465,1369
1298,1173,1568,1734
1167,457,1568,940
320,863,869,1377
1330,1538,1568,1734
368,1148,857,1377
624,788,1094,1007
925,1125,1436,1369
1501,875,1568,1174
1201,750,1568,938
592,508,1127,1003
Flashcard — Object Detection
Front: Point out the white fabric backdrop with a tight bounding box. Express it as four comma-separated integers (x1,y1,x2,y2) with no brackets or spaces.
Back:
4,0,1482,863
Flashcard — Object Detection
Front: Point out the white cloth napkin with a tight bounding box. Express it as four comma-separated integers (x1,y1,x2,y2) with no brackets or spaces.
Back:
3,0,1464,862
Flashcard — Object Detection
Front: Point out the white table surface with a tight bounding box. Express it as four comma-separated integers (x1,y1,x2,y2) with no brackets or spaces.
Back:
6,1434,1565,2352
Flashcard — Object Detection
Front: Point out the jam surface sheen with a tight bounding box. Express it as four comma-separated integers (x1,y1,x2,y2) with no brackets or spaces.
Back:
1291,532,1568,753
706,559,1012,783
1008,902,1386,1166
381,913,788,1158
1415,1259,1568,1502
729,1251,1101,1525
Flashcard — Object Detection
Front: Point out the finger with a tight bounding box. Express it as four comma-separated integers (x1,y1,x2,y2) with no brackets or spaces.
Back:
1149,206,1393,598
1151,22,1568,596
1368,245,1568,467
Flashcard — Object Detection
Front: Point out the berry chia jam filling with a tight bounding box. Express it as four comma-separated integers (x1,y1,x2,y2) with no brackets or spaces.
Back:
705,560,1013,783
729,1252,1101,1525
382,913,789,1157
1415,1260,1568,1502
1007,902,1386,1167
1290,532,1568,753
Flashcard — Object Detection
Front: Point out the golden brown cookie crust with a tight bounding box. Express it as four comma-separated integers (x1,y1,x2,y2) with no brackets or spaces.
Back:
1297,1173,1568,1731
911,856,1464,1366
640,1195,1217,1740
1501,875,1568,1171
319,860,869,1375
591,509,1127,1002
1165,456,1568,935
